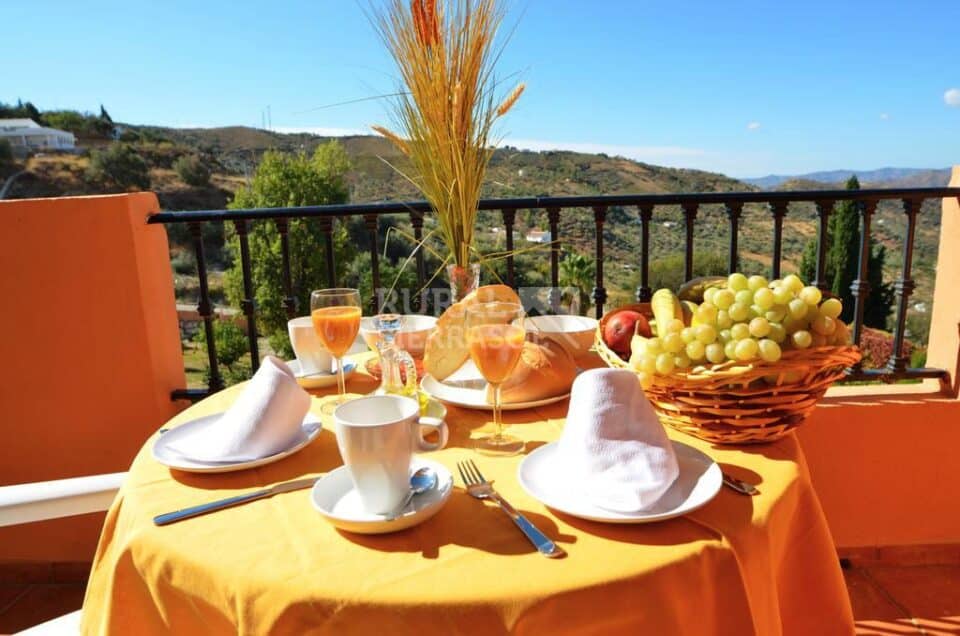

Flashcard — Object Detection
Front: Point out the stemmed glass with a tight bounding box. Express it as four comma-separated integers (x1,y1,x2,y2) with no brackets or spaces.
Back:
310,288,362,413
465,302,526,456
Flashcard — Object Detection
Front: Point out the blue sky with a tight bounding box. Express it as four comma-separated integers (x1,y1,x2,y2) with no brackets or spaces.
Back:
3,0,959,177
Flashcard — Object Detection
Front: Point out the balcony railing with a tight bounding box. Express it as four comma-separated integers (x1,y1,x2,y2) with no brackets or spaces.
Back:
149,186,960,401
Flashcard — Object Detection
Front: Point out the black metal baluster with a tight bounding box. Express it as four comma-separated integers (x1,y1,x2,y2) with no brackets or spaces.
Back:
190,222,223,392
592,205,608,317
410,210,426,312
318,217,336,289
771,202,788,280
275,218,298,319
547,207,561,313
849,200,876,363
885,198,920,373
637,204,653,302
364,213,381,314
682,202,697,282
233,219,260,372
725,202,742,274
502,208,516,289
813,200,834,291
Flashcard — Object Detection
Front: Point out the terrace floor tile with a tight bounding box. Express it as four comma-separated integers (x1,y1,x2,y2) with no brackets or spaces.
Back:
866,565,960,630
0,584,84,635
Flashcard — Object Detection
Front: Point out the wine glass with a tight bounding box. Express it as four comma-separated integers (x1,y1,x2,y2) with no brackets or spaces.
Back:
465,301,526,456
310,288,362,413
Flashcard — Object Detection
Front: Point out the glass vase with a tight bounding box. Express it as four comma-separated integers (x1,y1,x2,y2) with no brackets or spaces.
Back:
446,263,481,303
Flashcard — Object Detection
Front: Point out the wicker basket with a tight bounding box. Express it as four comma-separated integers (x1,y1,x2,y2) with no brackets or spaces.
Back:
595,304,861,444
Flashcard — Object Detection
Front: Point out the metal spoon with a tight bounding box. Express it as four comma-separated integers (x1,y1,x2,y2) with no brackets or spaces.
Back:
387,467,437,520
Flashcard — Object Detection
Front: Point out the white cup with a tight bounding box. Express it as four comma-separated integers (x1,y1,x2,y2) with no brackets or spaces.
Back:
334,395,449,514
287,317,332,375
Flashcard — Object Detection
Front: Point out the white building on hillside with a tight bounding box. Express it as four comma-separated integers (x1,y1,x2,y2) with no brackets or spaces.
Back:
0,119,76,152
525,229,552,244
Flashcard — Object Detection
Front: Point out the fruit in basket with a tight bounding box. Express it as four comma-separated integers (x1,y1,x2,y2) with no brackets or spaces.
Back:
677,276,727,303
602,310,646,354
627,271,851,378
651,289,682,334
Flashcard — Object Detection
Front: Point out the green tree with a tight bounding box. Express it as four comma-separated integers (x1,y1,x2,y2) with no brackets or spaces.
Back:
195,320,251,386
40,108,114,138
174,155,211,187
42,111,89,134
559,251,595,316
86,143,150,191
95,105,115,138
224,142,353,357
0,99,41,121
800,176,892,328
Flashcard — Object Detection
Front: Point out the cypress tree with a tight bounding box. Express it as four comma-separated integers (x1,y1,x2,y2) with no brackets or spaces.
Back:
798,175,892,328
829,176,862,322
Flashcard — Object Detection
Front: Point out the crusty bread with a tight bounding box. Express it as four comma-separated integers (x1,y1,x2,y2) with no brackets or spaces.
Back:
486,338,577,404
424,285,521,381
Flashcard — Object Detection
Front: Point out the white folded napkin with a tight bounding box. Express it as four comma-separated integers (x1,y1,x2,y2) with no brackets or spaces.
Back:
556,368,680,512
167,356,311,462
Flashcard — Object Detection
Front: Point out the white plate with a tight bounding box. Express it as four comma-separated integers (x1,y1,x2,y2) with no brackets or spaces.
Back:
420,360,569,411
518,441,722,524
311,457,452,534
288,359,356,389
152,413,322,474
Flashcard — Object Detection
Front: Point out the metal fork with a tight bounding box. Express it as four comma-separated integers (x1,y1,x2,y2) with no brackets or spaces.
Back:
457,460,566,559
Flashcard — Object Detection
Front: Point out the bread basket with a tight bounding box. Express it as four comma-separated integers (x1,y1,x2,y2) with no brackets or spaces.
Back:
595,304,861,444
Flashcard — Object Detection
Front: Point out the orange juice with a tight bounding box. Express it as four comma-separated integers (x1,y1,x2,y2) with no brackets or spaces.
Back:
311,306,362,358
467,324,526,385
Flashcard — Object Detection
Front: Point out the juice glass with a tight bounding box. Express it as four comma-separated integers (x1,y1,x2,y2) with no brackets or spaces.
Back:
310,288,362,412
465,302,526,456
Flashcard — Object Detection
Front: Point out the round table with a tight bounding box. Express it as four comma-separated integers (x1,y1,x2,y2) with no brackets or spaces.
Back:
81,356,854,635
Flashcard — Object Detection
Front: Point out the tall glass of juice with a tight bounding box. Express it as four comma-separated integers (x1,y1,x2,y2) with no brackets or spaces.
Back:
465,302,526,456
310,288,362,412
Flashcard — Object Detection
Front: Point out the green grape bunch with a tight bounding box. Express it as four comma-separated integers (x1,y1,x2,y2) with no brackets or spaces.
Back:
629,272,851,387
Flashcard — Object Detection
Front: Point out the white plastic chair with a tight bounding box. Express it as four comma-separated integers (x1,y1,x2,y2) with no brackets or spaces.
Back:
0,473,126,634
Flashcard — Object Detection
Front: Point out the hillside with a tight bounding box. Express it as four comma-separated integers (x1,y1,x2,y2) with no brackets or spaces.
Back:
2,124,944,339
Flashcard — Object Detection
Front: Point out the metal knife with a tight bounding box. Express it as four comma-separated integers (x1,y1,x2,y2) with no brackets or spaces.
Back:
153,477,318,526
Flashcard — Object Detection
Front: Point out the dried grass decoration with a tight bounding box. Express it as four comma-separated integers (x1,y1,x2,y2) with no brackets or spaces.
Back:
372,0,525,271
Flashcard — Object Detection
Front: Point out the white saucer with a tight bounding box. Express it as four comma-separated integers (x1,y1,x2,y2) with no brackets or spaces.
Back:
311,457,452,534
421,360,569,411
152,413,322,474
518,441,722,524
288,359,356,389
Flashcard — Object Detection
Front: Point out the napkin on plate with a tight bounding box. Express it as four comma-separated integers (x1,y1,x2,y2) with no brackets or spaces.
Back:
167,356,311,462
556,368,679,512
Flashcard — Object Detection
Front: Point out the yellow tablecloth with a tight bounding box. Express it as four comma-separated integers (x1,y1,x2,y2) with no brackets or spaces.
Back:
81,357,854,635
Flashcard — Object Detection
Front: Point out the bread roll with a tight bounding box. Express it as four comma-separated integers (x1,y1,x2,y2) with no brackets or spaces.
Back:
486,339,577,404
424,285,521,381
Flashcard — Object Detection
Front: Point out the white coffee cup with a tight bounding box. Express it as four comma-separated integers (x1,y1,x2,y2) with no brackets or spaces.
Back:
287,316,332,375
334,395,449,514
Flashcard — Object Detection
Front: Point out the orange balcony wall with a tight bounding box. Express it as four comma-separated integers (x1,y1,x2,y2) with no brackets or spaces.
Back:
0,193,186,565
799,166,960,551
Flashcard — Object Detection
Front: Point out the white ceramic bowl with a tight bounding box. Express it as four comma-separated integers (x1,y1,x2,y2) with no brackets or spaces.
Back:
359,315,438,358
525,314,598,361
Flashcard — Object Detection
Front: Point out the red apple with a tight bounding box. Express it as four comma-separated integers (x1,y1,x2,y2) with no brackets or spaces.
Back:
604,310,645,354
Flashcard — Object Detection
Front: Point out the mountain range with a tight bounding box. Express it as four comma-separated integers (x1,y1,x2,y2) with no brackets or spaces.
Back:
744,167,952,190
